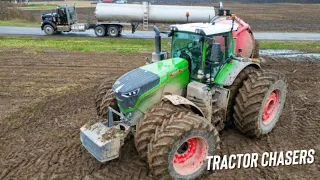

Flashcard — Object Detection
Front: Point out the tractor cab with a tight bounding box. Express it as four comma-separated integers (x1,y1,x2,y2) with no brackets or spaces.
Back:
170,23,236,84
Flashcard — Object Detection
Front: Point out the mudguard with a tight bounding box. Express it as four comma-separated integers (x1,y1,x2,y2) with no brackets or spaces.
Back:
163,94,205,117
215,59,260,86
41,20,57,30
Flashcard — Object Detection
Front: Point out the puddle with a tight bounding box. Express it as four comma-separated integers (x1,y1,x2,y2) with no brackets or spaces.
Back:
260,49,320,60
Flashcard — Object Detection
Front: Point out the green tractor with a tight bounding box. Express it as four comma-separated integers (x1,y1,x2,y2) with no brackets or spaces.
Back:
80,18,287,179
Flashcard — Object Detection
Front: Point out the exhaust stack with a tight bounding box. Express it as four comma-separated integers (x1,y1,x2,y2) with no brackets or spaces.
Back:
152,26,166,62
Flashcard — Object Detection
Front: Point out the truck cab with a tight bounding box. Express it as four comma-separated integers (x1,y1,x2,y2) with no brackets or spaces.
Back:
41,4,123,37
41,5,84,35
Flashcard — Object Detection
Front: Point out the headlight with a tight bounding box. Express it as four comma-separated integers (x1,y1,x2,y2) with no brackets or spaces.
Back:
121,88,140,98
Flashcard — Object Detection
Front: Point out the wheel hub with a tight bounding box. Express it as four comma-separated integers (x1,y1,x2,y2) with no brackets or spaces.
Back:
45,27,52,33
262,90,280,125
173,137,208,176
110,28,117,36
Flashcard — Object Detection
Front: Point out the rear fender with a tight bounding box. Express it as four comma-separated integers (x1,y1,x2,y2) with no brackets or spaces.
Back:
41,20,57,30
224,62,260,86
163,94,204,117
215,61,260,86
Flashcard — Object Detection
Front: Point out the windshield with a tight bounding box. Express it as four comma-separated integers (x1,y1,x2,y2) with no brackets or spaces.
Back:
172,32,204,80
172,32,228,82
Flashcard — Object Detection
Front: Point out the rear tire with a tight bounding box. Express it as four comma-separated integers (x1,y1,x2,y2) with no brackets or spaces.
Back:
233,70,287,137
147,112,220,179
43,24,55,35
95,25,106,37
226,66,259,126
134,100,188,160
108,25,120,37
95,77,119,119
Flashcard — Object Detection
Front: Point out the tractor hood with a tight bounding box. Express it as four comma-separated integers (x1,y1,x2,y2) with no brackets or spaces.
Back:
112,68,160,110
112,58,188,111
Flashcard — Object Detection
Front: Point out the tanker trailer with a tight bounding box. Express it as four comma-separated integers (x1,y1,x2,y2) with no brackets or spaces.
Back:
211,9,259,58
41,2,215,37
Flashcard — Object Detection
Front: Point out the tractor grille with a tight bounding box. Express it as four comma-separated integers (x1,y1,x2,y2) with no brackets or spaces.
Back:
113,68,160,110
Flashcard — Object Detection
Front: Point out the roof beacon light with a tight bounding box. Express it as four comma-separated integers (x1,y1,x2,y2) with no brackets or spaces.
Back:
231,14,236,31
186,12,190,22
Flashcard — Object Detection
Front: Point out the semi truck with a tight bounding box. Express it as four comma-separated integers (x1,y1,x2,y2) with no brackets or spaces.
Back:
40,2,215,37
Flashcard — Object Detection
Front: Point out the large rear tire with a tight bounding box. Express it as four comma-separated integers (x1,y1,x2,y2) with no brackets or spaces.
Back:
135,100,188,160
226,66,259,126
147,112,220,179
233,70,287,137
95,77,119,119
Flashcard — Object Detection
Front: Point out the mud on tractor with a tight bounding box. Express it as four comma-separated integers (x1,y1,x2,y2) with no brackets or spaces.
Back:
80,12,287,179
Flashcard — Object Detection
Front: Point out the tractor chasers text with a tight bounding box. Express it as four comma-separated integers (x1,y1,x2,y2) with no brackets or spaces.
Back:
207,149,315,170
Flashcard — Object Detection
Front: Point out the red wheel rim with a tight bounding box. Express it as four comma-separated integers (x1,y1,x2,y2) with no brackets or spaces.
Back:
173,137,208,176
262,90,280,125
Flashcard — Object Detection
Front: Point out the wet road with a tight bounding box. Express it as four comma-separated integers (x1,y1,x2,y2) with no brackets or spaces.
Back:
0,26,320,40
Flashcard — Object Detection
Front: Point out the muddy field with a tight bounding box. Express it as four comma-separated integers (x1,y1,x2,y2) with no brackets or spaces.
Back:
0,49,319,180
25,3,320,32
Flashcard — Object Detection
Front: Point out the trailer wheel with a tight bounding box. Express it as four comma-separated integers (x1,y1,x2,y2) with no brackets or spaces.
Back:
95,26,106,37
43,24,55,35
252,39,260,58
108,25,120,37
233,70,287,137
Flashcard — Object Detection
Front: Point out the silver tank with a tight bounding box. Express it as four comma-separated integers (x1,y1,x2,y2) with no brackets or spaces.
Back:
95,2,215,23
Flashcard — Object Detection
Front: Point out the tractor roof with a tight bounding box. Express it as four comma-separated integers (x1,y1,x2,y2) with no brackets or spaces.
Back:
170,23,238,36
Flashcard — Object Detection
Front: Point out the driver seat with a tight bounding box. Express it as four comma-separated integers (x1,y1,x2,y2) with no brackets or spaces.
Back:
208,43,224,66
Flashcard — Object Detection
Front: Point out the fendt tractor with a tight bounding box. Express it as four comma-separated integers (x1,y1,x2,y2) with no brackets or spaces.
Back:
80,10,287,180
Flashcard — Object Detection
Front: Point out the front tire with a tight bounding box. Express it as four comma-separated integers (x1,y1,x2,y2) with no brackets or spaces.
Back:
147,112,220,179
43,24,55,35
135,100,188,160
233,70,287,137
95,77,119,119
